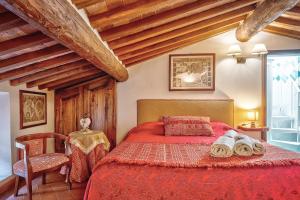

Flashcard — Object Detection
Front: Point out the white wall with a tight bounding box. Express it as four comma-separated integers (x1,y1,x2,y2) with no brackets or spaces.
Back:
0,92,11,180
0,81,55,163
117,30,300,143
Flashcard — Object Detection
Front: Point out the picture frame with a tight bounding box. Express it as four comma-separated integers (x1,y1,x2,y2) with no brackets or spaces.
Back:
20,90,47,129
169,54,215,91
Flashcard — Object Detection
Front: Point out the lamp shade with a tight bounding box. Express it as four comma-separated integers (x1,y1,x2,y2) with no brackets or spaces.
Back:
247,111,258,121
251,44,268,55
227,44,242,56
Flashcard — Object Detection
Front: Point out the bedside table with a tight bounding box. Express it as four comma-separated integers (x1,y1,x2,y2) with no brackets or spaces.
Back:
237,126,269,141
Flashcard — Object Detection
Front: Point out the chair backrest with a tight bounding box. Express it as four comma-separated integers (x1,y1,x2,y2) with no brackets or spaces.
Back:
16,133,66,160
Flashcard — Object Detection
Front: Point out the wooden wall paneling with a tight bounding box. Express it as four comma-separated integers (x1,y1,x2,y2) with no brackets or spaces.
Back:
55,77,117,148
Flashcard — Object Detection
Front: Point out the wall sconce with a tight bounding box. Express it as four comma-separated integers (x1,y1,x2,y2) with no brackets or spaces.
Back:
227,44,268,64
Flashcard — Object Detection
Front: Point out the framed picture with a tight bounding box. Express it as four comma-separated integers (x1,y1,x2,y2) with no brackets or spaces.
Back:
169,54,215,91
20,90,47,129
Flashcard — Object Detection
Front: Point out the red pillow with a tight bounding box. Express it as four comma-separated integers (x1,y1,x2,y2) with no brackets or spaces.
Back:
163,116,214,136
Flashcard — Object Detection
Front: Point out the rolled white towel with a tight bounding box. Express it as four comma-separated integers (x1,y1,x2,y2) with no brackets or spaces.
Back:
251,138,265,155
210,136,235,158
234,135,253,156
224,130,239,139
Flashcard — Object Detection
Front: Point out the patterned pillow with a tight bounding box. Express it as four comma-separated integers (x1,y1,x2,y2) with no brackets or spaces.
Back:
163,116,214,136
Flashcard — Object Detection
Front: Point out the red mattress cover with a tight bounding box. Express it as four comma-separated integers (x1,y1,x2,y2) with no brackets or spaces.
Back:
84,122,300,200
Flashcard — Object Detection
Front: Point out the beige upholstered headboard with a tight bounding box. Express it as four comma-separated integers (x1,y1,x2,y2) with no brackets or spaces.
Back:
137,99,234,126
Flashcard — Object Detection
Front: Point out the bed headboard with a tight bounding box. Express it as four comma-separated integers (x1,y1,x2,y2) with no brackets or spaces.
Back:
137,99,234,126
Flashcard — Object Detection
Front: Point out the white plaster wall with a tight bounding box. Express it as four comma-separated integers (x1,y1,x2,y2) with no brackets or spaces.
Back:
0,81,55,163
117,30,300,143
0,92,11,180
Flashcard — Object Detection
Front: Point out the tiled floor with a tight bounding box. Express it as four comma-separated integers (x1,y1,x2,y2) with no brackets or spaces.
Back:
1,173,86,200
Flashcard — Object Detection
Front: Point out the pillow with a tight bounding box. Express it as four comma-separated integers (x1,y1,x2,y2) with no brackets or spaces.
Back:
163,116,214,136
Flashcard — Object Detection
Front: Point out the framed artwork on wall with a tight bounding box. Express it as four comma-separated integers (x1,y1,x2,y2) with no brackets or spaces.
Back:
169,54,215,91
20,90,47,129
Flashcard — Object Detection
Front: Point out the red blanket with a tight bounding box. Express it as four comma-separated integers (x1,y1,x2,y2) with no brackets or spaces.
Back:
85,122,300,200
98,142,300,169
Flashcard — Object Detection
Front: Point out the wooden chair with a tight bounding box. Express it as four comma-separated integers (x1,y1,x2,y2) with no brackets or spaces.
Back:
13,133,72,200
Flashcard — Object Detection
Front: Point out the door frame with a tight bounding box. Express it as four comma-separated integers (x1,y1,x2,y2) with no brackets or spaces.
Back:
262,49,300,130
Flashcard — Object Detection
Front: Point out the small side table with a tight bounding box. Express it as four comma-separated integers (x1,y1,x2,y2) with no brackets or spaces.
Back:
237,126,269,141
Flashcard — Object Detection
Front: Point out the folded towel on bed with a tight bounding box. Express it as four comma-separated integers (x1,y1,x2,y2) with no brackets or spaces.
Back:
210,136,235,158
235,134,265,155
224,130,239,139
234,135,254,156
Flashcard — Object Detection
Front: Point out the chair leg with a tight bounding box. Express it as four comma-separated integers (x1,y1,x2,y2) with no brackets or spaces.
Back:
25,176,33,200
42,174,46,184
67,164,72,190
13,176,20,197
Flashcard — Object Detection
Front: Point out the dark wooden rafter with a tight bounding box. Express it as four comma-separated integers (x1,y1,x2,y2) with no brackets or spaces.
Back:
0,11,27,31
27,65,97,88
0,44,71,72
7,55,84,85
38,70,105,90
89,0,190,31
0,32,54,56
49,73,106,91
101,0,256,42
116,15,245,60
263,25,300,40
115,8,253,58
107,0,258,51
0,0,128,81
72,0,100,9
286,5,300,16
236,0,300,42
275,16,300,26
123,22,241,66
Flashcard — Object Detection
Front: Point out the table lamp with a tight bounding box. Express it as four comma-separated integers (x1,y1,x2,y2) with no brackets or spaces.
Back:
247,111,258,128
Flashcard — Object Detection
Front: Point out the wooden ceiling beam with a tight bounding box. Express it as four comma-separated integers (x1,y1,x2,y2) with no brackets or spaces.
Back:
0,11,27,31
236,0,300,42
0,32,53,56
0,44,71,73
116,15,245,58
8,57,85,85
49,73,106,91
116,7,253,58
124,24,238,66
0,0,128,81
274,16,300,26
263,25,300,40
38,70,103,90
101,0,258,42
90,0,187,30
27,65,95,88
72,0,100,9
286,5,300,15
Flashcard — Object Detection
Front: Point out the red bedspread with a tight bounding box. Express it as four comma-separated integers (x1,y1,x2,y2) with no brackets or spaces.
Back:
84,122,300,200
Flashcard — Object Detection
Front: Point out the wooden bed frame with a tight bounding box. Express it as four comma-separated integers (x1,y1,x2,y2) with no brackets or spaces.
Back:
137,99,234,126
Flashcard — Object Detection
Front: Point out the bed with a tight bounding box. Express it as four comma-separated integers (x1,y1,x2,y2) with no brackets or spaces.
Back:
84,99,300,200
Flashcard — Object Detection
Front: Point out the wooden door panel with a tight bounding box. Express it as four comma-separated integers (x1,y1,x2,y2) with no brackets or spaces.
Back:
61,96,79,135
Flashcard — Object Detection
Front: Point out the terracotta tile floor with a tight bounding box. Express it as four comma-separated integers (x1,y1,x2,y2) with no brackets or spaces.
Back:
1,173,86,200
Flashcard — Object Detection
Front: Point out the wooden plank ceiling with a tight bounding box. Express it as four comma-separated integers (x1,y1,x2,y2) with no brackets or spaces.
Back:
0,5,106,90
72,0,300,66
0,1,300,90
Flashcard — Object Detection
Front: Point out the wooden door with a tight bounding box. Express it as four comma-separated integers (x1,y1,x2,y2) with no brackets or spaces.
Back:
55,77,116,149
